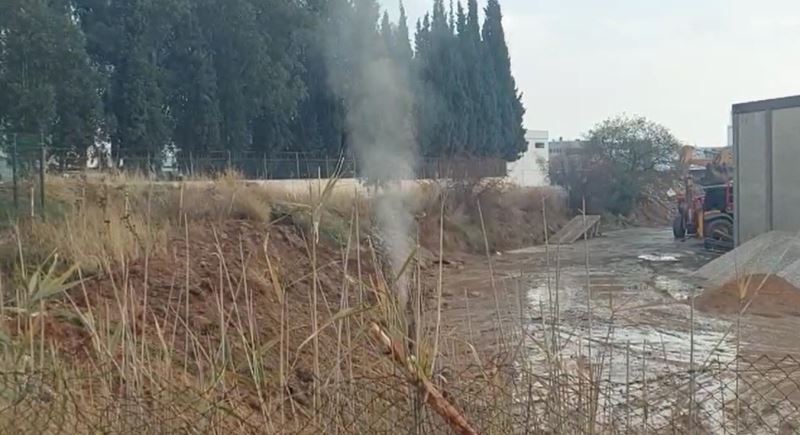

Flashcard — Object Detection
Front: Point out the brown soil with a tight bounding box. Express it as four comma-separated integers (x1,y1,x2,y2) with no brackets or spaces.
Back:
695,274,800,318
77,219,377,359
0,179,571,431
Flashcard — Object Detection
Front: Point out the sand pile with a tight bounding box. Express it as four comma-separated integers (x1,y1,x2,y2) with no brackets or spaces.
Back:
693,231,800,288
695,274,800,317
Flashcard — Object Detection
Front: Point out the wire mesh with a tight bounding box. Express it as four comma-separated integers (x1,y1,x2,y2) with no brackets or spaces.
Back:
0,350,798,434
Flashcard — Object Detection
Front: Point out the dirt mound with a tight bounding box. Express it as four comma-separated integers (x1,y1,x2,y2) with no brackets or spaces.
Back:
415,181,568,253
695,274,800,318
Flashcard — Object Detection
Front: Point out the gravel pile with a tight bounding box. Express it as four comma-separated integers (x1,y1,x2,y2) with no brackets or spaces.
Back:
693,231,800,288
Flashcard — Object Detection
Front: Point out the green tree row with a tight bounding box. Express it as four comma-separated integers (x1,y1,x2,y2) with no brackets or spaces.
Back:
0,0,527,163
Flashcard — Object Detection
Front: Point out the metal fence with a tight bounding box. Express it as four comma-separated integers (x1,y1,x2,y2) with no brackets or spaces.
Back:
0,139,507,180
0,350,798,433
0,140,46,219
0,142,507,218
114,150,507,181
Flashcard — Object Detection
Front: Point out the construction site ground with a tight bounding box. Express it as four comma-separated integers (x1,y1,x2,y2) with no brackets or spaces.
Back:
441,226,800,356
436,227,800,431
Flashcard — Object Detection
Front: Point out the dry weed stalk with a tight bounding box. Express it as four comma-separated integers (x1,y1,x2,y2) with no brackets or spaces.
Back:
370,322,479,435
12,175,780,433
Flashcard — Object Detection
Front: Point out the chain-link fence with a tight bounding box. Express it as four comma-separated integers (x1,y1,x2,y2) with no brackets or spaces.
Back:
0,135,47,219
112,149,506,181
0,138,508,220
0,344,798,434
0,139,507,182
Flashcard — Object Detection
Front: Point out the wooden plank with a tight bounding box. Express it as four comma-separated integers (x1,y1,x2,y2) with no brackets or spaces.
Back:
551,215,602,244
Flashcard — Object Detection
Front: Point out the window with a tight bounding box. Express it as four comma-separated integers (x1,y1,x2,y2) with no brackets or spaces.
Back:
535,142,545,149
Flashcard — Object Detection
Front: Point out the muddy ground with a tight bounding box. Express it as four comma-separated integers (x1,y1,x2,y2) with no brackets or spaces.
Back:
436,227,800,431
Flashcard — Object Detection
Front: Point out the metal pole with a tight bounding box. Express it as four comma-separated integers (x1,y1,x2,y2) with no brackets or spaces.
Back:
39,145,46,221
263,153,268,179
689,283,696,433
189,150,194,178
295,152,300,179
11,134,18,211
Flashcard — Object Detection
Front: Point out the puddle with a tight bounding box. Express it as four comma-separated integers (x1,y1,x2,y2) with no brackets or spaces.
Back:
600,321,734,366
652,275,696,301
498,228,781,431
520,296,736,431
638,253,680,262
527,284,548,308
527,283,567,312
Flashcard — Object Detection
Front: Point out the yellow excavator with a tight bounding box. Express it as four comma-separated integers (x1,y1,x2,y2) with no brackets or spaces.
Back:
673,146,734,251
678,146,733,181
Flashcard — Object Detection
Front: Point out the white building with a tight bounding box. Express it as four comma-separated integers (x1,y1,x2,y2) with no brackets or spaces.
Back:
549,138,585,158
508,129,549,186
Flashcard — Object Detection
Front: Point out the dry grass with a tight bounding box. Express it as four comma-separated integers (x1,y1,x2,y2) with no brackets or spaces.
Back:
414,179,568,253
12,174,349,270
3,173,778,434
0,174,552,433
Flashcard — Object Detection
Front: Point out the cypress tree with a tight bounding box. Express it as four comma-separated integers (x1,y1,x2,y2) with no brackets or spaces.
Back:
1,0,528,164
457,0,483,155
413,13,434,156
249,0,306,154
0,0,100,160
105,0,174,160
427,0,457,155
166,2,221,157
392,2,414,72
482,0,526,161
380,12,394,55
291,0,346,155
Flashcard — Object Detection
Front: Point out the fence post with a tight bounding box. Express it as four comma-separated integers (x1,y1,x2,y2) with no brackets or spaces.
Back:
263,153,268,179
295,152,300,179
40,145,46,221
11,134,18,211
689,283,696,433
189,150,194,178
227,150,232,172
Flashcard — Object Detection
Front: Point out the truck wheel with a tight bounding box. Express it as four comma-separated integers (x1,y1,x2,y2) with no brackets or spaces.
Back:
706,219,733,243
672,215,686,239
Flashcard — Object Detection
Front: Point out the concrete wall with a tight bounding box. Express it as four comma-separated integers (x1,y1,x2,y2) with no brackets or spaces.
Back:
734,110,769,244
733,95,800,244
771,106,800,232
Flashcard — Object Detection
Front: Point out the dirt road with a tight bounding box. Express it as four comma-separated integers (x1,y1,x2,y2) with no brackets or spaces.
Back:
436,227,800,432
441,227,726,358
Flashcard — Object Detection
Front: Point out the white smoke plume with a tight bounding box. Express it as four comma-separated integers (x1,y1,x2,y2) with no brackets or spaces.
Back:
324,3,417,309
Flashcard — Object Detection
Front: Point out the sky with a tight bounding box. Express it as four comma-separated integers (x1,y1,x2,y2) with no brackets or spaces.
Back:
381,0,800,146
